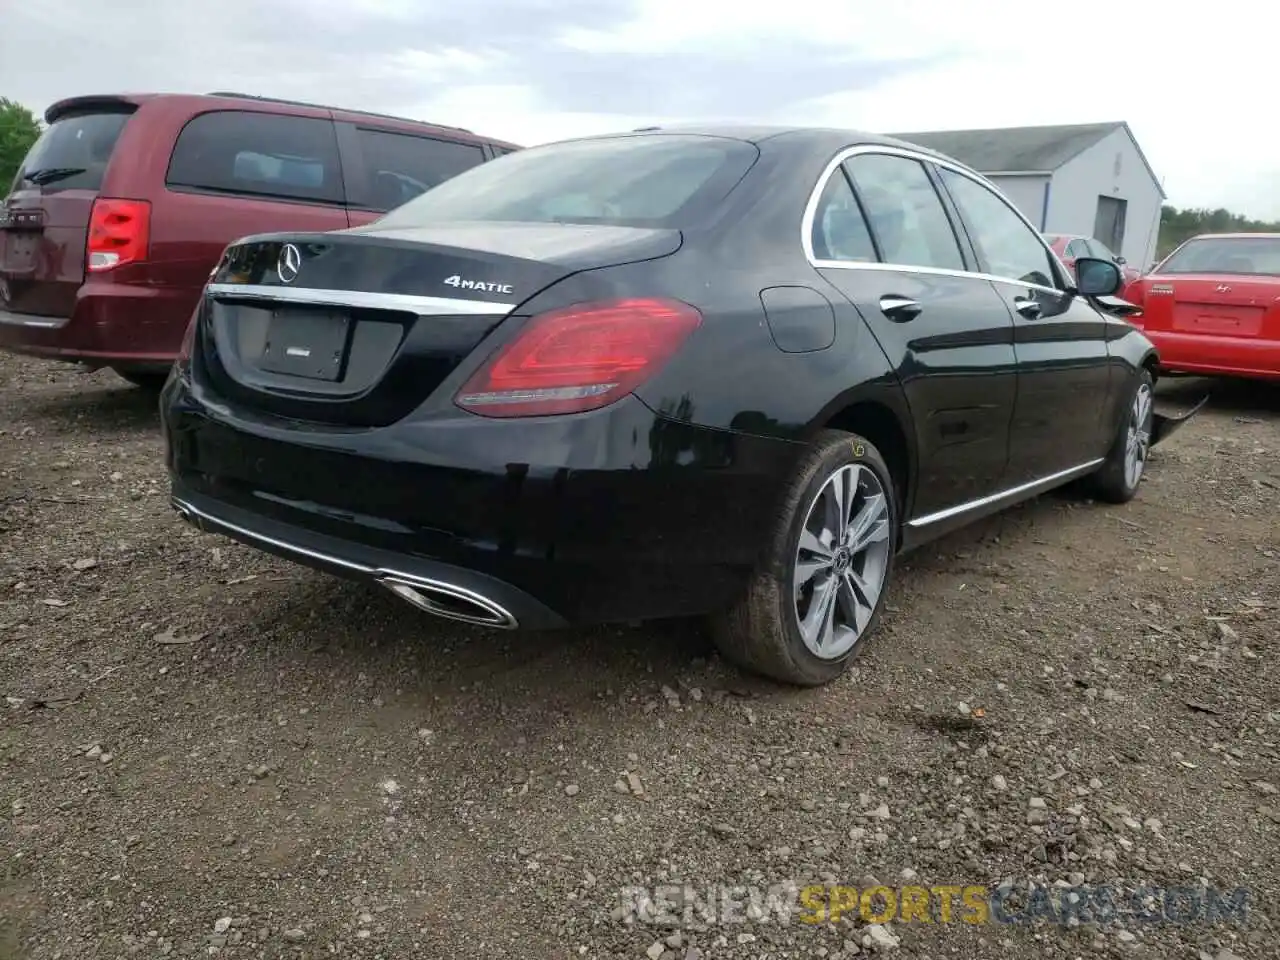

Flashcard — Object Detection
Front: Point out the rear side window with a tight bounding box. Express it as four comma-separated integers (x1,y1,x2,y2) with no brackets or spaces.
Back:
372,134,759,229
13,109,132,192
843,154,965,271
352,128,486,211
810,169,876,262
166,111,344,204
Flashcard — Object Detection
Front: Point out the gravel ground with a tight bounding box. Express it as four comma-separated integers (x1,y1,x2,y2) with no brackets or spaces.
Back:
1,352,1278,960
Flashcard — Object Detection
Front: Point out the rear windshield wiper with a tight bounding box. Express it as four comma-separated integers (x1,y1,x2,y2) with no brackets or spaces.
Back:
22,167,86,185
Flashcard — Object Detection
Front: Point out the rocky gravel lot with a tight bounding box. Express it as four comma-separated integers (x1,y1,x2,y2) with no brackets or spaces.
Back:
1,352,1278,960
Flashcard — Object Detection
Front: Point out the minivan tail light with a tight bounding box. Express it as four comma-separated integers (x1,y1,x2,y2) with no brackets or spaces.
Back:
455,298,702,417
87,198,151,272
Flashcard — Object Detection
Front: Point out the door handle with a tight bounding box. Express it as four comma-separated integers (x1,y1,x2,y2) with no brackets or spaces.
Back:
1013,296,1042,319
879,295,922,322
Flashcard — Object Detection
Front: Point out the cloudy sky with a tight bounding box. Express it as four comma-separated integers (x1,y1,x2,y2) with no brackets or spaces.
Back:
3,0,1274,219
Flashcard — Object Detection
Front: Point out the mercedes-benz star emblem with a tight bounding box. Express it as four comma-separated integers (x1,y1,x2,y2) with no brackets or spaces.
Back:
277,243,302,284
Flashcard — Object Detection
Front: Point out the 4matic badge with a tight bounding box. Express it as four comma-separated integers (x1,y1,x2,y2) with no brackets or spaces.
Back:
443,275,513,295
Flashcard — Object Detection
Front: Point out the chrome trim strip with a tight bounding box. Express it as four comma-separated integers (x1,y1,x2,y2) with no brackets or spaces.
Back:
907,458,1105,528
172,497,519,629
0,309,65,329
800,143,1072,298
205,283,515,316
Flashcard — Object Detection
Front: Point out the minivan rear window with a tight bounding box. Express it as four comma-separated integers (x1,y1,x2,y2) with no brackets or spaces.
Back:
166,111,344,205
12,109,133,193
372,134,759,229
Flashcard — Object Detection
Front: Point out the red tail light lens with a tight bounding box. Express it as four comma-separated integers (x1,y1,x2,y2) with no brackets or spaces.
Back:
87,198,151,272
1120,280,1146,324
455,298,702,417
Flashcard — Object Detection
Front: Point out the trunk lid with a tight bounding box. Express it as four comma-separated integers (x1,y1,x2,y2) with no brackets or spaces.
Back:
194,223,682,426
1136,273,1280,339
0,105,134,318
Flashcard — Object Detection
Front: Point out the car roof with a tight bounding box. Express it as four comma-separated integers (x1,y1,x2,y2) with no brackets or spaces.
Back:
43,92,521,150
543,123,985,172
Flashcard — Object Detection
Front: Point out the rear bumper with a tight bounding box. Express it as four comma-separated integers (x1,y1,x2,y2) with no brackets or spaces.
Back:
1143,329,1280,380
170,486,568,629
160,371,804,626
0,281,195,366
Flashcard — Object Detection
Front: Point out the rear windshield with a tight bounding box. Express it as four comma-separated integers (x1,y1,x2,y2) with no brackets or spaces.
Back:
1156,236,1280,277
372,134,759,229
12,109,132,192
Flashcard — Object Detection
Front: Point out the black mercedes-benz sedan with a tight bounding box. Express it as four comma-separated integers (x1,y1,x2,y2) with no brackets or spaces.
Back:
160,125,1195,686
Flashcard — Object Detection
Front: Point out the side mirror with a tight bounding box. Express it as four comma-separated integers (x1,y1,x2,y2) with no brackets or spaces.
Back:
1075,256,1122,297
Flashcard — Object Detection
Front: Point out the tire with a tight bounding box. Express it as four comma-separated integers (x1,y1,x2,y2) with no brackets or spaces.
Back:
113,368,170,392
710,429,898,686
1086,367,1154,504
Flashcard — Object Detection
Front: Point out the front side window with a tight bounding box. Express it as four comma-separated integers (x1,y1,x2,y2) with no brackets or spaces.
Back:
810,169,876,263
1065,239,1090,259
842,154,965,272
1086,238,1116,261
167,111,344,204
1155,236,1280,277
373,134,758,229
938,167,1059,288
353,128,486,212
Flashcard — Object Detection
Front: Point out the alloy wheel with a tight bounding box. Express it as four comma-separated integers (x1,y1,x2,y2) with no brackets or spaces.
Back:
1124,382,1153,489
793,463,892,660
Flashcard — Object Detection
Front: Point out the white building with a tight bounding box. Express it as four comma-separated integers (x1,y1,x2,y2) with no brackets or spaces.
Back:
891,122,1166,270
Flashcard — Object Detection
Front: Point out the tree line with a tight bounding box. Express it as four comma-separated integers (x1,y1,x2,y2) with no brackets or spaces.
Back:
1,98,41,188
1158,204,1280,257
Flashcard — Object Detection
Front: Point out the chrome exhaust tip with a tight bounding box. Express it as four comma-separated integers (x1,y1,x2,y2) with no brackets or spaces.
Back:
376,574,519,630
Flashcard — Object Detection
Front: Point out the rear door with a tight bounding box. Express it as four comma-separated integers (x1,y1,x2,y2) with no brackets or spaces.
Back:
0,105,134,318
336,124,489,224
810,148,1018,519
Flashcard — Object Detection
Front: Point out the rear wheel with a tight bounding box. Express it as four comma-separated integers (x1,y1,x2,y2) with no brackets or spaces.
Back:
1086,368,1154,503
112,368,169,392
710,429,897,686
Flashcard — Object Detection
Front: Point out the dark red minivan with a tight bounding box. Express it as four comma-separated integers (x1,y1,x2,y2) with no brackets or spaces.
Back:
0,92,520,388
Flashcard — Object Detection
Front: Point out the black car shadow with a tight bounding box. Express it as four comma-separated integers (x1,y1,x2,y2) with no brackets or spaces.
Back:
225,568,736,702
1156,374,1280,418
212,488,1097,707
14,379,161,432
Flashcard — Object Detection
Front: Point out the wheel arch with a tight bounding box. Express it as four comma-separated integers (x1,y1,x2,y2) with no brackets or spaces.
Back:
815,393,916,521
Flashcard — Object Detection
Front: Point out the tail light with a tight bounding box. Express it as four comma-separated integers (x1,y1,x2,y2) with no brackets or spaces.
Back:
87,198,151,272
1121,280,1146,324
455,298,702,417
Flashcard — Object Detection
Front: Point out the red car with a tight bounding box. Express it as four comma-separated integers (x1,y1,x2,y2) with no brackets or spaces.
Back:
1122,233,1280,381
1045,233,1141,288
0,92,519,389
